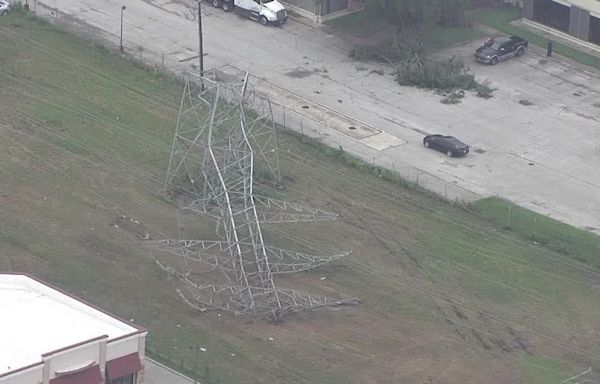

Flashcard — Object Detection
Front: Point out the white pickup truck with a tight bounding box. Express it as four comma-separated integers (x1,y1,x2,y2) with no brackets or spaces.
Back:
211,0,287,26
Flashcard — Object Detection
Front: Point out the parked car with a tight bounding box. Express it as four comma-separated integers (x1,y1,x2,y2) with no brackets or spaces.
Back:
475,35,528,65
0,0,11,16
211,0,287,25
423,135,470,157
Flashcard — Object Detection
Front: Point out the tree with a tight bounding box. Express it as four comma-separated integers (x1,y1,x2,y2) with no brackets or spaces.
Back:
439,0,469,28
366,0,425,47
367,0,468,47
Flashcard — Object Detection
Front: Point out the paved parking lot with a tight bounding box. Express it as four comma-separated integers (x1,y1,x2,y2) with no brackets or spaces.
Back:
35,0,600,234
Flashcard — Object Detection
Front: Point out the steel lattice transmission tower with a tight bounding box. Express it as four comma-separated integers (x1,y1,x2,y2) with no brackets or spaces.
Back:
151,72,359,320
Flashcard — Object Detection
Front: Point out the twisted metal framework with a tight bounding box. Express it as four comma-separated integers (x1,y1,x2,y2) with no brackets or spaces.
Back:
166,74,336,223
152,72,358,320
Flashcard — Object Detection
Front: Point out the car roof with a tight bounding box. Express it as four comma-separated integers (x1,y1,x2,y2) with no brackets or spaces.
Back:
436,135,466,146
492,37,511,44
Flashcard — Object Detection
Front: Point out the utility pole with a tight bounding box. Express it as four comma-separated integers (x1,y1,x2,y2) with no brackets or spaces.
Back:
197,0,204,90
120,5,126,54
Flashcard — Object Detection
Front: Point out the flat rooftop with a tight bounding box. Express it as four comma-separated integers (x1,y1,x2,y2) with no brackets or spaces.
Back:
0,274,138,376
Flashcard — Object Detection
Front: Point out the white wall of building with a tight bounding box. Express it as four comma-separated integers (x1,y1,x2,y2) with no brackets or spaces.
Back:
45,339,104,380
107,337,139,361
0,365,43,384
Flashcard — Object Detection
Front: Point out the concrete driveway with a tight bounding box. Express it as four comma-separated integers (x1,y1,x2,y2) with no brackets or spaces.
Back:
145,358,195,384
34,0,600,234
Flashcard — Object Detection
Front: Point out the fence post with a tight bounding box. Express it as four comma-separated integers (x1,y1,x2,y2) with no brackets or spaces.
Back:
506,204,512,228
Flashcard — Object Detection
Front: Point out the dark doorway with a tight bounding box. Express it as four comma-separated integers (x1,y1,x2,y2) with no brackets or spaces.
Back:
590,15,600,45
533,0,570,33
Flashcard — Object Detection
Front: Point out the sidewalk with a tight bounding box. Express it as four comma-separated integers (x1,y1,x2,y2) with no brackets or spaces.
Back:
145,358,196,384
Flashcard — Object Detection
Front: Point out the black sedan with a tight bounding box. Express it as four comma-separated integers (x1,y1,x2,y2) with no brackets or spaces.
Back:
423,135,469,157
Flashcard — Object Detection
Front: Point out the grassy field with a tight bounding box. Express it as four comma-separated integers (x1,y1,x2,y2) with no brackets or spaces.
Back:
470,6,600,70
2,11,600,384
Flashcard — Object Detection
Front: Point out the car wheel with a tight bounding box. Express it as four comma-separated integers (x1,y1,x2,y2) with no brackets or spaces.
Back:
260,15,268,25
446,150,453,157
424,141,430,148
222,2,231,11
212,0,219,7
490,57,498,65
516,47,525,57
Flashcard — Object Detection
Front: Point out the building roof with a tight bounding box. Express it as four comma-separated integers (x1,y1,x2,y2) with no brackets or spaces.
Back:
0,274,139,376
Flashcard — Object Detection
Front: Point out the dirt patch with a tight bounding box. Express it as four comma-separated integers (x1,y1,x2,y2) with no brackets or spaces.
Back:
111,216,152,240
284,68,314,79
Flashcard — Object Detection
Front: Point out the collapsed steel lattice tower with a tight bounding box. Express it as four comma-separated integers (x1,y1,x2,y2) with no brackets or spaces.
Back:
152,72,358,320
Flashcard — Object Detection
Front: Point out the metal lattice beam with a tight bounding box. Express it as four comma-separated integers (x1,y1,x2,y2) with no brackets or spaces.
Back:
154,72,358,320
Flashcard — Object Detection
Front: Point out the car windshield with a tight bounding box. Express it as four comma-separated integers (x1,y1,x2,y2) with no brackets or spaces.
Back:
261,0,274,3
484,39,503,50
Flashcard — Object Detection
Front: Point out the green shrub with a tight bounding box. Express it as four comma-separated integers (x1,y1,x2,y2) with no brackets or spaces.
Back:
396,56,494,101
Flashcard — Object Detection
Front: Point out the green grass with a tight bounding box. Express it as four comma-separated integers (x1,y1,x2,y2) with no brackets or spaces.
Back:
472,197,600,269
325,10,390,38
421,21,484,49
470,6,600,70
1,10,600,384
520,354,572,384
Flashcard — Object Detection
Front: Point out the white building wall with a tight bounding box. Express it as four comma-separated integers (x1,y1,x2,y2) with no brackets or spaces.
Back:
106,337,138,360
0,365,43,384
44,341,103,380
568,0,600,15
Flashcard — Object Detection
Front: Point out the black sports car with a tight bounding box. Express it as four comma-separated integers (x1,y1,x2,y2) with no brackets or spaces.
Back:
423,135,469,157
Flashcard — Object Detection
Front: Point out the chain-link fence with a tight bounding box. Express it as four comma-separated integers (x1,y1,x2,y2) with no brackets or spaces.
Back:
27,3,482,204
206,65,482,203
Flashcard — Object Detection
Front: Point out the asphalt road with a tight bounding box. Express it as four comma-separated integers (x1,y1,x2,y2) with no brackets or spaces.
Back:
34,0,600,234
